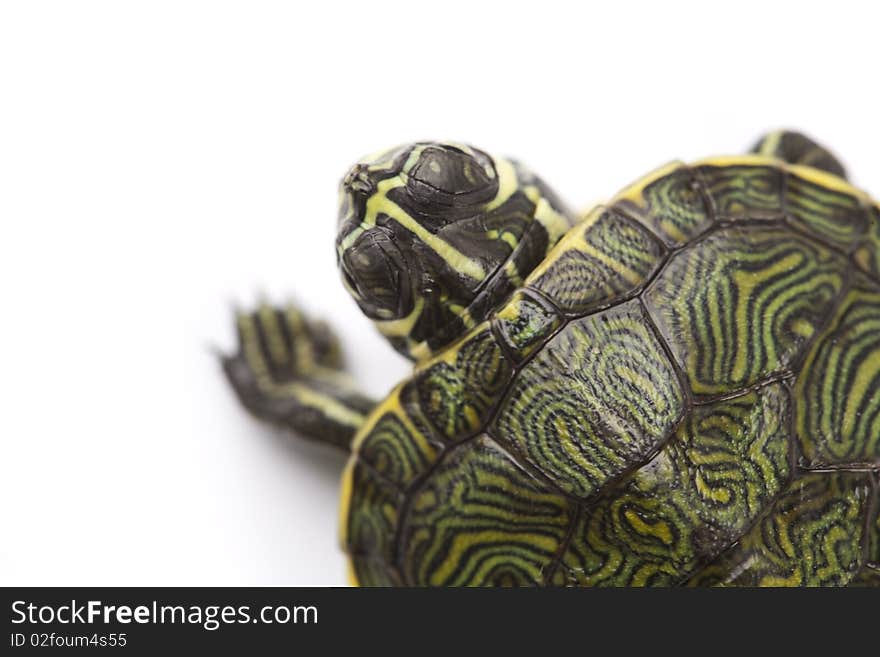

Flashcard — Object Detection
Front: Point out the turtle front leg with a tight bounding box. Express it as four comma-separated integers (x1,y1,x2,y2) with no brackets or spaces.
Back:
750,130,848,179
221,302,376,451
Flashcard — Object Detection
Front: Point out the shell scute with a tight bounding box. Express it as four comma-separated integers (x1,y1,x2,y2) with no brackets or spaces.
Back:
558,382,792,586
527,206,665,316
794,283,880,466
493,290,563,362
397,435,572,586
785,167,870,250
492,299,685,500
645,225,848,397
696,159,785,221
413,326,512,441
610,161,713,246
688,472,875,587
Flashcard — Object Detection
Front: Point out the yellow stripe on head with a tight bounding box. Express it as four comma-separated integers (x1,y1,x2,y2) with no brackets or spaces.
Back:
335,141,574,361
364,179,488,281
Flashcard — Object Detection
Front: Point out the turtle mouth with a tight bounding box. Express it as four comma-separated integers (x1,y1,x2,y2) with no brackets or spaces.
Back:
340,227,414,321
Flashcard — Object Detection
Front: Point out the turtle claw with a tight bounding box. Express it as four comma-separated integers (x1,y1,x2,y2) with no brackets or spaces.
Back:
221,299,374,451
228,300,345,385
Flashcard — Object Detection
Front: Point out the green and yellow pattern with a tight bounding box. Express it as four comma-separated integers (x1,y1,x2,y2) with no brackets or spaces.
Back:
794,282,880,466
493,300,684,500
400,436,572,586
557,383,792,586
645,225,847,397
688,472,875,586
336,142,879,586
785,166,870,250
611,161,712,246
854,204,880,279
696,157,786,220
530,206,665,315
413,328,512,441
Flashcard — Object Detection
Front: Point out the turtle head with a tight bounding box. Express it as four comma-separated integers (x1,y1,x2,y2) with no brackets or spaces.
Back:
336,141,573,362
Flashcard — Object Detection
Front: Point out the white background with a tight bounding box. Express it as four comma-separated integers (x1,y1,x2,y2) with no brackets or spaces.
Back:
1,1,878,586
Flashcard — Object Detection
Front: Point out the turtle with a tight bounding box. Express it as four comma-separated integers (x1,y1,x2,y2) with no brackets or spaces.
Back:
222,131,880,587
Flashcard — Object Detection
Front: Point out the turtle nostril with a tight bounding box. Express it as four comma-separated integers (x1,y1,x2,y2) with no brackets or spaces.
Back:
343,164,375,197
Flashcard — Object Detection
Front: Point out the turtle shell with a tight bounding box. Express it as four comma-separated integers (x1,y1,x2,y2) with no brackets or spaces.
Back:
340,156,880,586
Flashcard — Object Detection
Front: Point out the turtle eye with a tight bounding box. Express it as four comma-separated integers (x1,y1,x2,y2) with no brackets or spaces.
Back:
406,145,498,212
